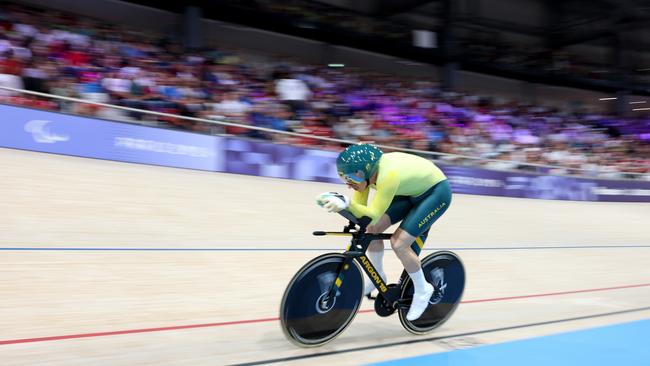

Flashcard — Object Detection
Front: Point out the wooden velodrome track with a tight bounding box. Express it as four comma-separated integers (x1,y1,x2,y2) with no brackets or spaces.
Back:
1,147,649,365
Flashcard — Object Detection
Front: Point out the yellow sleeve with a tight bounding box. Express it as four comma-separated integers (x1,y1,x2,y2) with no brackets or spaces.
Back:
348,171,399,224
352,187,369,205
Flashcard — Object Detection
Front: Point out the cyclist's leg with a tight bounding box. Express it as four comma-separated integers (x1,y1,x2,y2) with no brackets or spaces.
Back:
369,195,413,251
363,196,412,295
390,180,452,320
366,214,391,251
390,229,423,273
363,215,390,295
409,227,431,257
397,179,453,261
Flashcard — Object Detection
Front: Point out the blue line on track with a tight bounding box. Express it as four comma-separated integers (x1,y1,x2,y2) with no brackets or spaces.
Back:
368,318,650,366
0,245,649,251
228,306,650,366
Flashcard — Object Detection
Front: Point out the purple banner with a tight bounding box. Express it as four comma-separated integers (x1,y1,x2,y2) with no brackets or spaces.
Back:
0,104,220,171
221,138,339,183
439,164,650,202
2,104,649,202
219,140,650,202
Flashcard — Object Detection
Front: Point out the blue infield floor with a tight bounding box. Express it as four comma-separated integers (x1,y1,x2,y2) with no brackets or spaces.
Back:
369,318,650,366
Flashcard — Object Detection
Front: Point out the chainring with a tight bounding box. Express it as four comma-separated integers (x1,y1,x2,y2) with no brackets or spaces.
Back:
373,284,398,317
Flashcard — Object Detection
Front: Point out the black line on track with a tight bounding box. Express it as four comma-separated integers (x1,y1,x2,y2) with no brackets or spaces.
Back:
228,306,650,366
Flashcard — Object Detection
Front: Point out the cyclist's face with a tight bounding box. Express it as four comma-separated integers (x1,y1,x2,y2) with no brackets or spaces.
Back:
346,180,367,192
341,171,366,192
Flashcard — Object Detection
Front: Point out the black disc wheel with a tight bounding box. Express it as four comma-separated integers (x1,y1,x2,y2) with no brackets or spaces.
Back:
398,251,465,335
280,253,364,347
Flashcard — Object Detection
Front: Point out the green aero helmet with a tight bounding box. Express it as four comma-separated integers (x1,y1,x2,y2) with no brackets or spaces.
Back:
336,144,383,184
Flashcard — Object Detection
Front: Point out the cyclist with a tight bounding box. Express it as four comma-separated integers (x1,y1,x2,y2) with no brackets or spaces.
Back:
317,143,452,321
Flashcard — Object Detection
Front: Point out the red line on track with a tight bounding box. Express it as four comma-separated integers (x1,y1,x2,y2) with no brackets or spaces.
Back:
460,283,650,304
1,282,649,346
0,317,280,345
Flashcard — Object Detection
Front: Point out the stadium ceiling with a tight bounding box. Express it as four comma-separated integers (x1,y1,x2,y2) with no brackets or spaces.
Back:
324,0,650,49
548,0,650,47
362,0,441,16
120,0,650,51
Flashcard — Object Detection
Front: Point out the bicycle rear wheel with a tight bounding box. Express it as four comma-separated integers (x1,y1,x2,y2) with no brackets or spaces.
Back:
280,253,364,347
398,251,465,334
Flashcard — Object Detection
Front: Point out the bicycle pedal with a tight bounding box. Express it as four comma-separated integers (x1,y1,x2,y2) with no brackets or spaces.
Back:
396,299,411,309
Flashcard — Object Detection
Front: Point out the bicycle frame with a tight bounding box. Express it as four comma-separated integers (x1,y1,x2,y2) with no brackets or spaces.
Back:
282,211,465,345
312,210,404,309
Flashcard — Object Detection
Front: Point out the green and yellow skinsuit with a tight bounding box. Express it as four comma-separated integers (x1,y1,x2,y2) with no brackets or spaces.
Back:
347,152,452,255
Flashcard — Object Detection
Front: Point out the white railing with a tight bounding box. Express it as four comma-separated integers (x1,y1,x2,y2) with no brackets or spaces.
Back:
0,86,646,181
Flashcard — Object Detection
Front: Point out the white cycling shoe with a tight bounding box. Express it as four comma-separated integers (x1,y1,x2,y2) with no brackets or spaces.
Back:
406,283,434,321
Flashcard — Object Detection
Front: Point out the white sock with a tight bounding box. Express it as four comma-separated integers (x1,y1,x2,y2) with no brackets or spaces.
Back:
368,250,385,278
364,250,386,294
408,268,430,293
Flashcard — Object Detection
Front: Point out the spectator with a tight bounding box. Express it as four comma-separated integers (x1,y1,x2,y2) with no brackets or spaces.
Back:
275,72,311,115
0,1,647,181
0,52,23,96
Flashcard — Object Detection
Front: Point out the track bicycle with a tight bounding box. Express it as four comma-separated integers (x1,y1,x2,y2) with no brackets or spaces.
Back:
279,210,465,347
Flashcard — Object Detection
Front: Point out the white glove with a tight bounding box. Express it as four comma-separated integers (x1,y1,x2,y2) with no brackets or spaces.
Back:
316,192,350,213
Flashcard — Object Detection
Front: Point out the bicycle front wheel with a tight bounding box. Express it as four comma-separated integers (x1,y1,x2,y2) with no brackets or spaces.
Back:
280,253,364,347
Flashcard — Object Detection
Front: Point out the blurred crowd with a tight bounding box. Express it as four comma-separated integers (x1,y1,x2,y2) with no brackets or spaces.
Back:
0,2,649,180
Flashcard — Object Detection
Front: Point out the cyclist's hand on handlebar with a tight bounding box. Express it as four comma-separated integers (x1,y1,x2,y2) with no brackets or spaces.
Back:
316,192,350,213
